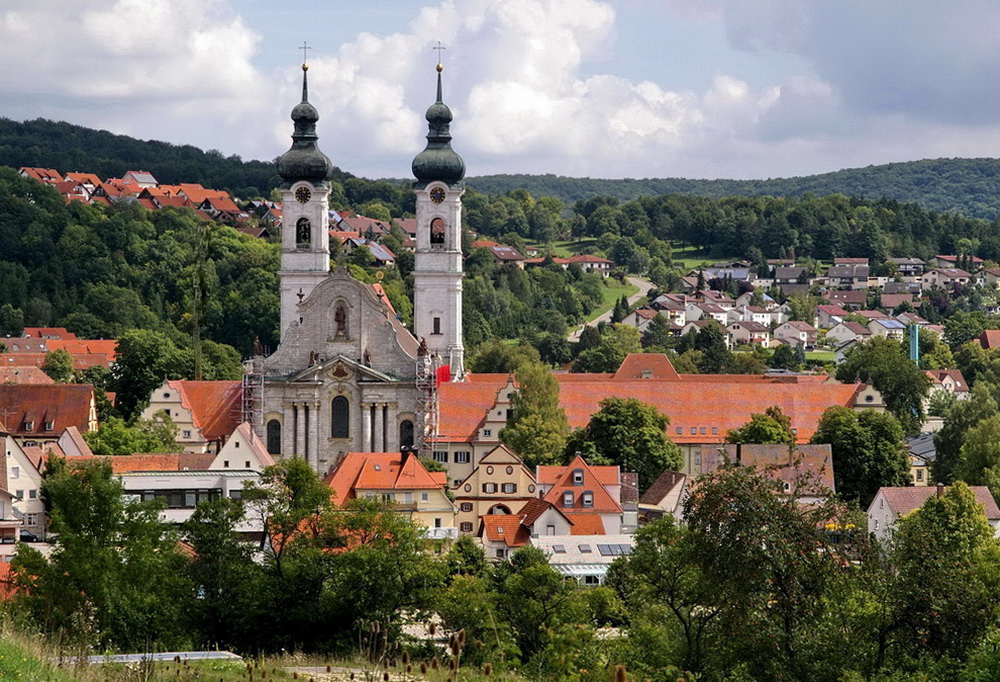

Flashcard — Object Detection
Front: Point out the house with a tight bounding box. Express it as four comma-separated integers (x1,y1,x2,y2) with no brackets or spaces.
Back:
825,290,867,309
980,330,1000,350
868,485,1000,541
624,308,661,334
895,312,928,327
470,240,525,268
122,170,159,188
774,266,809,286
3,435,46,539
883,281,922,295
826,263,870,289
452,444,538,535
140,379,243,454
531,534,635,585
536,454,636,535
921,268,972,291
734,291,776,308
564,254,616,276
638,470,687,523
879,293,915,311
925,369,969,402
0,487,19,546
931,255,983,272
889,257,926,277
774,321,818,347
733,305,780,326
826,321,872,346
815,304,849,329
325,450,457,540
905,433,935,487
726,321,772,346
478,498,575,561
702,261,752,281
18,167,64,185
700,444,836,504
686,302,730,325
0,385,97,447
868,318,907,340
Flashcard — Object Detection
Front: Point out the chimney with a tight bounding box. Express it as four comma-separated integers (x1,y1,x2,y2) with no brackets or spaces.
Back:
936,482,945,498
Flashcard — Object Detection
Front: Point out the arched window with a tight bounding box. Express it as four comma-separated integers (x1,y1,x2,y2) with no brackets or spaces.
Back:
331,396,349,439
430,217,446,245
399,420,414,449
488,504,512,515
296,217,311,247
266,419,281,455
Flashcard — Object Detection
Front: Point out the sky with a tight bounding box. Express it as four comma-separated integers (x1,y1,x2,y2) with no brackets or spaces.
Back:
3,0,1000,181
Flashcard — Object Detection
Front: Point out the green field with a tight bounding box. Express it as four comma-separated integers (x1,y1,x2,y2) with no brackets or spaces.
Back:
585,277,640,322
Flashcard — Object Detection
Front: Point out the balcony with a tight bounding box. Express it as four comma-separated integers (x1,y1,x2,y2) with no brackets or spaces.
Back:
423,527,458,541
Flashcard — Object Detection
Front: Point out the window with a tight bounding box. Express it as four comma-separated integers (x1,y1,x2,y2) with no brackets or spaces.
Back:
675,427,682,435
712,427,719,435
266,420,281,455
572,469,584,485
433,317,442,335
235,442,240,449
223,460,230,468
331,397,350,439
433,451,449,463
163,392,170,399
229,490,242,500
552,545,566,554
483,483,498,494
502,483,517,494
430,217,446,245
584,575,601,586
483,429,492,437
700,427,706,435
460,522,473,532
296,217,311,247
22,422,32,432
579,544,592,553
496,549,505,559
10,467,17,479
460,502,473,512
15,490,23,500
399,420,414,449
454,451,470,464
916,469,924,482
182,429,191,439
26,513,38,527
434,518,442,528
546,524,555,535
28,490,36,500
582,491,594,507
690,427,696,434
506,409,514,421
43,421,53,431
562,491,574,507
421,492,429,502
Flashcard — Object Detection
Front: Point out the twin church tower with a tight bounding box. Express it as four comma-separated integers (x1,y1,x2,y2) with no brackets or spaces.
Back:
254,58,466,474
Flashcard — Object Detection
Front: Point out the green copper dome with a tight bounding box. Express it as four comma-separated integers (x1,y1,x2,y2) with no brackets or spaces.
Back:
277,64,333,187
412,65,465,188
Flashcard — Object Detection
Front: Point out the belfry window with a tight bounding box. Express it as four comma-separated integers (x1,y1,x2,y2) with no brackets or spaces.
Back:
296,217,311,248
399,420,414,449
430,218,446,245
331,396,350,439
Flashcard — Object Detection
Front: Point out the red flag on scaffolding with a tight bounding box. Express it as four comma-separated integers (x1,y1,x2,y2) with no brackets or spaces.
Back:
436,364,451,387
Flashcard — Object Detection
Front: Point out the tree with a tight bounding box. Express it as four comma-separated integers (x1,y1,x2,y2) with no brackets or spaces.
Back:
953,414,1000,499
810,406,908,507
40,348,74,383
468,339,541,374
565,397,681,492
693,320,731,374
111,329,192,422
726,405,795,444
83,413,179,455
11,457,192,650
934,384,998,484
499,362,569,467
835,336,932,434
641,313,672,350
571,324,641,373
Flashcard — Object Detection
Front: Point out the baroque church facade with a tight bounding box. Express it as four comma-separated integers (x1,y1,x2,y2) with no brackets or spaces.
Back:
254,61,466,476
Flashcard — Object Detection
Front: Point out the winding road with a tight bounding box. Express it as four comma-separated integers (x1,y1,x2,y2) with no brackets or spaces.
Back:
568,275,653,342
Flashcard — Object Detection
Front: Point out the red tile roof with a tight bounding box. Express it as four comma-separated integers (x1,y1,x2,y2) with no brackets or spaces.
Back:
0,385,95,436
480,514,530,547
437,355,861,445
168,380,242,442
325,452,447,505
701,444,835,492
568,513,605,535
72,453,216,472
875,485,1000,519
0,367,55,385
541,454,622,514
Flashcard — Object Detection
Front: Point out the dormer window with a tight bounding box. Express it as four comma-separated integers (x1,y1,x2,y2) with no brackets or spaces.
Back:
562,491,574,507
43,421,53,431
582,491,594,507
22,421,33,432
572,469,584,486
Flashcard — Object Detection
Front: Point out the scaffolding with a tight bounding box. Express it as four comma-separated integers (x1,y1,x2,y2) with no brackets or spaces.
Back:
414,350,439,459
242,356,265,440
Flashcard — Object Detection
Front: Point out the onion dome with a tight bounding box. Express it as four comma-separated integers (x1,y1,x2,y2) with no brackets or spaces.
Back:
277,64,333,187
412,64,465,188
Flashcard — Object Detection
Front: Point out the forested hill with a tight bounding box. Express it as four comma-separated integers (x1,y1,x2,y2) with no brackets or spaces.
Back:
465,159,1000,221
0,117,354,199
4,117,1000,220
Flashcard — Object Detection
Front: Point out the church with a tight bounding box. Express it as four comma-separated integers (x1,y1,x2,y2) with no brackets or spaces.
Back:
252,58,466,476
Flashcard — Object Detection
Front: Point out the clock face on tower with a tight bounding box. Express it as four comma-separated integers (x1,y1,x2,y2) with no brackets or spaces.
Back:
295,186,312,203
429,186,446,204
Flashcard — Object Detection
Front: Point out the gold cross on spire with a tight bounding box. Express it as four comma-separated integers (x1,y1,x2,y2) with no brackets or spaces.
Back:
300,41,312,66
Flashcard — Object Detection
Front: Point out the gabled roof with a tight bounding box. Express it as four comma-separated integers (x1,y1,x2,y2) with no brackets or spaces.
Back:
834,321,871,335
981,330,1000,350
779,321,817,332
540,454,622,514
926,369,969,393
19,167,64,184
0,367,55,385
612,353,679,380
166,380,242,442
72,453,216,473
480,514,530,547
873,485,1000,520
0,385,95,436
325,452,448,505
640,470,687,506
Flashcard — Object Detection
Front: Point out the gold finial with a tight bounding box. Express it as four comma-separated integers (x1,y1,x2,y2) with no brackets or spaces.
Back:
300,40,312,69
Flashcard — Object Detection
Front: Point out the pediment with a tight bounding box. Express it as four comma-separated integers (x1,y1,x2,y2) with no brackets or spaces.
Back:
288,354,399,384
